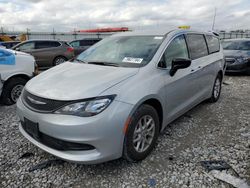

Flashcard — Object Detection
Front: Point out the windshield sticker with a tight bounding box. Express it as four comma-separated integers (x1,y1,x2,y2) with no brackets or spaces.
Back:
122,57,143,64
154,36,163,40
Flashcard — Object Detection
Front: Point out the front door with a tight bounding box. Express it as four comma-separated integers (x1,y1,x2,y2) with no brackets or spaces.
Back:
159,35,201,122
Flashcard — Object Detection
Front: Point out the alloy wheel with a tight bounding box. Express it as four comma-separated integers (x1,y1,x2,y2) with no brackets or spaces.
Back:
133,115,156,153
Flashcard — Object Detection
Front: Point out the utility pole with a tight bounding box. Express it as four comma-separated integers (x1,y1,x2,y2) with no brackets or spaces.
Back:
212,7,217,31
1,27,4,35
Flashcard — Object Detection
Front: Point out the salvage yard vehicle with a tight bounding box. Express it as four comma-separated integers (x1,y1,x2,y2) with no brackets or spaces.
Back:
222,39,250,74
0,41,20,49
0,48,35,105
12,40,74,69
70,38,102,56
17,29,225,164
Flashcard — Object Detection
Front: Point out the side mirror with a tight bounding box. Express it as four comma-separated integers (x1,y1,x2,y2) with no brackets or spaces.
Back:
15,47,20,51
169,58,191,76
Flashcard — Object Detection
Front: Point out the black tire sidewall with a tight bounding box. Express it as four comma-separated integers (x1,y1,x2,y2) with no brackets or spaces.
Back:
1,78,27,105
123,104,160,162
210,74,222,102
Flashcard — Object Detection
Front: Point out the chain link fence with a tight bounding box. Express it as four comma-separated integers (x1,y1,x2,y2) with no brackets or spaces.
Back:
2,30,250,41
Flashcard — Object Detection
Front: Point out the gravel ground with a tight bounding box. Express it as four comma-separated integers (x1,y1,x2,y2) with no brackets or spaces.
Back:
0,75,249,188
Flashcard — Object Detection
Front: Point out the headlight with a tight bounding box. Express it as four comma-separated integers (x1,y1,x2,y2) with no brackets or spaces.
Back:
54,95,116,117
236,56,249,63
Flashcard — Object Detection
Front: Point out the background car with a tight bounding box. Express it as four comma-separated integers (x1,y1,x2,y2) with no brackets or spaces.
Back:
222,39,250,74
12,40,74,69
0,48,35,105
0,41,20,49
70,38,102,56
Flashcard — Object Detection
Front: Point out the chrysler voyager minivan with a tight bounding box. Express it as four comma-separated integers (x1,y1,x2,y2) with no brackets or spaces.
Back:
17,29,225,164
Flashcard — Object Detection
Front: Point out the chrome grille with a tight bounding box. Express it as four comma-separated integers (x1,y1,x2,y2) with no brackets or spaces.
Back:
22,89,69,112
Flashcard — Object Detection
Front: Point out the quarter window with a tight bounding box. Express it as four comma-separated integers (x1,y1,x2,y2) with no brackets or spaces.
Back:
206,35,220,54
70,41,80,47
159,35,189,68
186,34,208,60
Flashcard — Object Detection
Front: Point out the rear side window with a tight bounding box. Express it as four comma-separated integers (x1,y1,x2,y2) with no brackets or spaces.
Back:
206,35,220,54
36,41,61,49
186,34,208,60
80,40,98,46
159,35,189,68
70,41,80,47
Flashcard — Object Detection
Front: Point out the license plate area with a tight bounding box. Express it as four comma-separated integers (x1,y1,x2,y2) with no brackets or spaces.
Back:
23,118,40,139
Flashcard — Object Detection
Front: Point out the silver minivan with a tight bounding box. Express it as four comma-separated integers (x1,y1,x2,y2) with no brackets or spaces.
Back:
17,29,225,164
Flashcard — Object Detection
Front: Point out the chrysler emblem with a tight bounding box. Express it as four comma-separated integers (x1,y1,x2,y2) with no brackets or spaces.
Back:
27,96,46,105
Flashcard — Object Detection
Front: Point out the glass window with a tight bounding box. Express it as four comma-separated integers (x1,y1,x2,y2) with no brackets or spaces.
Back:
18,42,35,51
222,40,250,50
186,34,208,60
80,40,98,46
36,41,60,49
206,35,220,54
159,35,189,68
238,41,250,50
77,36,163,67
70,41,80,47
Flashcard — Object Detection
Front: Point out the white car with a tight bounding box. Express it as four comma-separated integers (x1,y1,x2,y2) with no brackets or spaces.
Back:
0,48,36,105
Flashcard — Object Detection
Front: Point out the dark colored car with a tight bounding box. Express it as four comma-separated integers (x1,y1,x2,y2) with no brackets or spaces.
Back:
222,39,250,74
69,38,102,56
0,41,20,49
12,40,74,69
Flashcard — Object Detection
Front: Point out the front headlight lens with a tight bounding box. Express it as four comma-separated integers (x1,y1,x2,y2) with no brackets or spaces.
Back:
236,56,248,63
55,95,115,117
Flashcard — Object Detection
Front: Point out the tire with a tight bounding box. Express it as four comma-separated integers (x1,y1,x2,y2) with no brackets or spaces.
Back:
208,74,222,103
53,56,67,66
0,77,27,105
123,104,160,162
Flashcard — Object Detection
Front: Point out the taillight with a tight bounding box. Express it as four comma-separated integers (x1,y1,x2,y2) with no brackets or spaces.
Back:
67,47,74,52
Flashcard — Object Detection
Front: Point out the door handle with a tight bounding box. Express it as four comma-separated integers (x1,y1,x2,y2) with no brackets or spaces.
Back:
191,66,202,73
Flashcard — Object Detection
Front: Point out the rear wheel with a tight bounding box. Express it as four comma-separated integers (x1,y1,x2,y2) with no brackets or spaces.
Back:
1,77,27,105
208,74,222,103
53,56,67,66
123,104,160,162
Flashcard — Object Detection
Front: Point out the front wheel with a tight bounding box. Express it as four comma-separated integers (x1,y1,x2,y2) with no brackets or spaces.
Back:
1,77,27,105
123,104,160,162
208,74,222,103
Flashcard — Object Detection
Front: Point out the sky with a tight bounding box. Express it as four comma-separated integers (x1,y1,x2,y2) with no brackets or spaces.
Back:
0,0,250,32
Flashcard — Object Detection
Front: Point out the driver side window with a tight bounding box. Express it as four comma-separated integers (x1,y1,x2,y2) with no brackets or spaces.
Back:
159,35,189,68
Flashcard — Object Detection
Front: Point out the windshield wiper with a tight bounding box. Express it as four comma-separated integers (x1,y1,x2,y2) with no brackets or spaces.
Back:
74,58,87,64
87,61,120,67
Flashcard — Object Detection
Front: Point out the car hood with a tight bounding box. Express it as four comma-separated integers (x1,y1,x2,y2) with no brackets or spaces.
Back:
223,50,250,58
25,62,139,100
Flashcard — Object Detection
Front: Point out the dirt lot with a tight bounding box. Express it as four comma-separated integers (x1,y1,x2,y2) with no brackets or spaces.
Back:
0,75,249,188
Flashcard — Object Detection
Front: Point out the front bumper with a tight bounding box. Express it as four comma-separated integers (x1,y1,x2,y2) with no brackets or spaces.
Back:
17,98,133,164
226,61,250,73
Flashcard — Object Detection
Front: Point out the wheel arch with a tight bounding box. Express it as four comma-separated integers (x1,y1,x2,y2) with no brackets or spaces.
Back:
128,96,164,132
218,70,223,79
3,73,30,84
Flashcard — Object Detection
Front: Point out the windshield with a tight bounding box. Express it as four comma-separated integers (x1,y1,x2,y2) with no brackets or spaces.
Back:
76,36,164,67
222,40,250,50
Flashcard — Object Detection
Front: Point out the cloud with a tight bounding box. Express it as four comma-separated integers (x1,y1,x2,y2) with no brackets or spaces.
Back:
0,0,249,31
